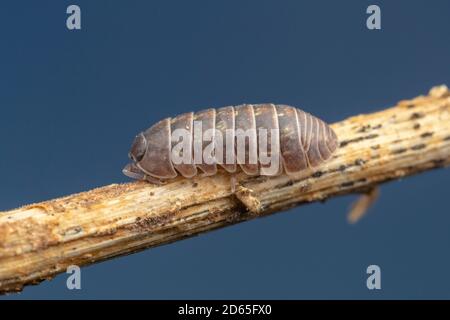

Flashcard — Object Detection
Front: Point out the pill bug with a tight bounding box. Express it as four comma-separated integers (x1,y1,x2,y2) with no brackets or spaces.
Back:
123,104,338,184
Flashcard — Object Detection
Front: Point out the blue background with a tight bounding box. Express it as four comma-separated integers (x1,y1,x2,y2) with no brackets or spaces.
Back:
1,0,450,299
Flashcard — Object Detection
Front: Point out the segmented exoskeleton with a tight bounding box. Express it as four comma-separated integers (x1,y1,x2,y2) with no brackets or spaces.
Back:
123,104,338,184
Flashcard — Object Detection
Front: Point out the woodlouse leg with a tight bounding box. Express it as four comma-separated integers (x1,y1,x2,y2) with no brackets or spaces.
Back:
197,170,216,178
144,175,166,185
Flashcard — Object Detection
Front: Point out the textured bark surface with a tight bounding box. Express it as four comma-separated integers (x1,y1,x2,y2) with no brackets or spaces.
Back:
1,85,449,294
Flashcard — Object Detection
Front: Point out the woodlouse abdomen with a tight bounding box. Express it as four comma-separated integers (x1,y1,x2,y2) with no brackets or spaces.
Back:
123,104,338,183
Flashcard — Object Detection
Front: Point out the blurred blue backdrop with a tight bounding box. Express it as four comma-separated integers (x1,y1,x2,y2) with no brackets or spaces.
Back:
1,0,449,299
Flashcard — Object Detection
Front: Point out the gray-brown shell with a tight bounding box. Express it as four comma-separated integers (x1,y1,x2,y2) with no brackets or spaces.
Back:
123,104,338,183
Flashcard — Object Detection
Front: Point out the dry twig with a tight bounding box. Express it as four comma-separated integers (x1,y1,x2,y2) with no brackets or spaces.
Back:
1,85,450,293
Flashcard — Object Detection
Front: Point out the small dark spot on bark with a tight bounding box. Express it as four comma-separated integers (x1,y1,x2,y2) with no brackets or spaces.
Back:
421,132,434,138
279,180,295,188
433,159,445,166
339,165,347,172
135,217,141,222
392,139,401,144
413,123,421,130
411,143,426,150
391,148,407,155
192,182,198,188
444,135,450,141
149,192,154,196
407,104,415,109
300,184,311,193
410,112,425,120
339,134,379,148
371,144,380,150
133,212,176,231
340,137,363,147
371,154,381,160
341,181,354,188
226,212,243,223
312,171,323,178
357,125,371,133
64,226,82,236
355,158,366,166
372,124,382,129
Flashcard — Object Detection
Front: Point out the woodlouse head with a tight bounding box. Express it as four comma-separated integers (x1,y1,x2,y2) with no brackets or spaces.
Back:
123,133,148,180
122,162,146,180
128,133,147,163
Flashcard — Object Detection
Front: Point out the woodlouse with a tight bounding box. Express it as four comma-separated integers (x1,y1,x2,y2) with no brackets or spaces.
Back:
123,104,338,184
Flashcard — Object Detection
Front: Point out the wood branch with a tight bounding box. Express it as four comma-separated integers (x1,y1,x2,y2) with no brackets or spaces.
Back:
1,86,450,294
